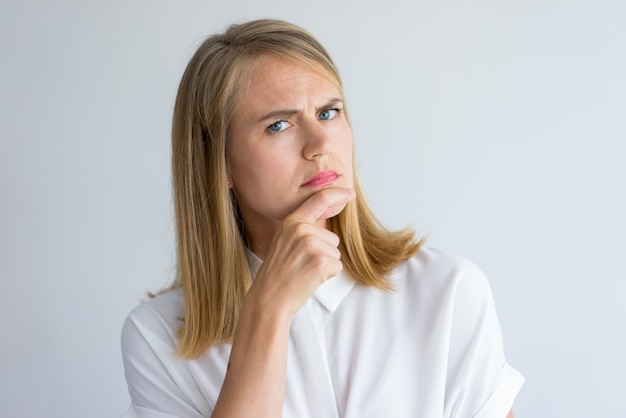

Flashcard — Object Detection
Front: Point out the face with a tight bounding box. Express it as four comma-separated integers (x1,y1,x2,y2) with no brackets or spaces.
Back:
228,54,354,253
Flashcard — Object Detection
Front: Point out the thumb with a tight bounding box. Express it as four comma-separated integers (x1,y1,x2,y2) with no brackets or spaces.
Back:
288,187,356,224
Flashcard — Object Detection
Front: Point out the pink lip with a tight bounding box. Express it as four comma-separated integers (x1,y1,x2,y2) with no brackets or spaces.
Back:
301,170,340,188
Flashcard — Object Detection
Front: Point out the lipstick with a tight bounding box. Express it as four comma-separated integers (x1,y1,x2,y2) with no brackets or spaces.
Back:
301,170,340,188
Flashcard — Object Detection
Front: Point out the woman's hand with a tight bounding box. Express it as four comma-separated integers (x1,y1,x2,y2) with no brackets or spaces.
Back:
246,186,356,319
212,186,354,418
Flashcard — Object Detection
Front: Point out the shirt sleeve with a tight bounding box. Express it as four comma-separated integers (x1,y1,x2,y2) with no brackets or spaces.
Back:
121,303,208,418
443,261,524,418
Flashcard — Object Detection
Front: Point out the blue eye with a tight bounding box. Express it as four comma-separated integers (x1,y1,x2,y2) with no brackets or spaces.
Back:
267,120,291,133
319,109,339,121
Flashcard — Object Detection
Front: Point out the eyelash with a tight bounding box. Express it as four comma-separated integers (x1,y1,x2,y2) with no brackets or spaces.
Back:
266,108,344,135
267,119,290,134
319,108,343,121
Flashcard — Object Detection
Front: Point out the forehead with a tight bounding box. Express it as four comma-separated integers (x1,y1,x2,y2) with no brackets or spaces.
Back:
236,53,342,104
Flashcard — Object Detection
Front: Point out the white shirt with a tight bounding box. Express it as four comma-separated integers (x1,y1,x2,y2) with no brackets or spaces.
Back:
121,247,524,418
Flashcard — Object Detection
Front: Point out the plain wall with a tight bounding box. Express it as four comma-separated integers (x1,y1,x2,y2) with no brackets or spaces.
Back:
1,0,624,417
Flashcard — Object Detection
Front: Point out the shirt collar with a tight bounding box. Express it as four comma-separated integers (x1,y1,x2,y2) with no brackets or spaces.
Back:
245,247,356,313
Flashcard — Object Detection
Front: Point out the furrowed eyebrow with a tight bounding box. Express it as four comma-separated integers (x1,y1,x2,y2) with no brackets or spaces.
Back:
256,98,344,124
318,98,344,112
257,108,299,124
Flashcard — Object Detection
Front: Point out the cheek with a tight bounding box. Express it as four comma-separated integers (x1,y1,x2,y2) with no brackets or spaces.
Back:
340,136,353,159
230,148,293,192
230,150,304,222
336,129,354,171
335,123,353,152
340,149,355,188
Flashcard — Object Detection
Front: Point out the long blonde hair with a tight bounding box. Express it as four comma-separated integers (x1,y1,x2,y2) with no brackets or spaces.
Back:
171,19,423,359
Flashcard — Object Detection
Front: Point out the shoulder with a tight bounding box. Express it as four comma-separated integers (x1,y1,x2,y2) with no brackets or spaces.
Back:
121,289,215,416
388,248,524,416
121,288,184,355
391,246,489,296
382,247,497,334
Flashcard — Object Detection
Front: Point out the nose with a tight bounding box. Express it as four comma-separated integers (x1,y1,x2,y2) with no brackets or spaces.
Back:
302,120,333,160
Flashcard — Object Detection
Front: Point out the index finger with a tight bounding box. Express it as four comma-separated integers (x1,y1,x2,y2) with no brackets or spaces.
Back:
288,187,356,224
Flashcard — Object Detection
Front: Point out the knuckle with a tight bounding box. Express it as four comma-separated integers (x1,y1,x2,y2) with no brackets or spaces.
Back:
292,222,309,236
301,234,318,250
310,253,327,270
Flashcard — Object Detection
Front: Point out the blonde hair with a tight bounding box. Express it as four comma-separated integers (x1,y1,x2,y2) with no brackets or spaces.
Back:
171,19,423,359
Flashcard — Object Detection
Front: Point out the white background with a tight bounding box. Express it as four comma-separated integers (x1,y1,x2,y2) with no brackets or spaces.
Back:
1,0,624,417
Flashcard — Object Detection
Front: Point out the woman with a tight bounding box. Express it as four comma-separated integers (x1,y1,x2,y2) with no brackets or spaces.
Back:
122,19,524,418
